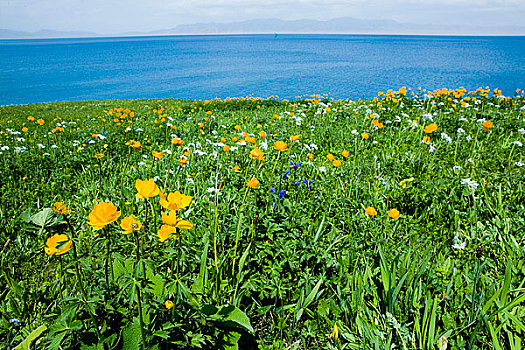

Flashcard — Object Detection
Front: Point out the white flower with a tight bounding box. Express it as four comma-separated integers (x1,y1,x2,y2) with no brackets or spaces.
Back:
37,143,45,149
429,144,436,153
162,149,172,155
153,176,161,182
51,144,58,149
441,133,452,144
138,161,146,166
452,166,462,173
88,140,95,144
513,141,523,147
237,141,246,146
461,178,479,191
452,240,466,250
186,178,195,185
0,146,8,151
422,113,434,122
96,134,106,140
229,146,238,151
351,129,359,135
518,128,525,135
16,137,25,142
319,166,326,173
136,128,143,132
515,161,524,167
459,117,468,122
457,128,465,133
194,150,206,156
207,187,219,193
43,152,51,156
142,154,148,159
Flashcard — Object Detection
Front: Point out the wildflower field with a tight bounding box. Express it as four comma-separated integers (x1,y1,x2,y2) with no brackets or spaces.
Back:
0,87,524,349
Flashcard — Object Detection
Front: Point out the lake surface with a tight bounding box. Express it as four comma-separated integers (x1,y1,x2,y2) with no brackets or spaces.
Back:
0,34,524,105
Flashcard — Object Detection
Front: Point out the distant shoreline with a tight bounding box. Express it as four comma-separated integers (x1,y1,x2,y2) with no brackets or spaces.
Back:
2,32,525,41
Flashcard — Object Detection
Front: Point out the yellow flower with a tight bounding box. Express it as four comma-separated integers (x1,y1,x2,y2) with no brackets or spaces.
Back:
365,207,377,216
361,133,369,140
120,215,142,234
307,153,314,162
223,145,230,152
165,300,174,309
342,150,349,158
135,179,160,199
37,119,44,125
159,191,192,211
94,152,104,159
27,116,34,121
399,177,414,188
126,140,142,149
158,224,177,242
246,177,260,189
52,202,72,215
87,201,121,231
388,209,400,219
245,136,256,143
274,141,288,152
259,131,266,138
22,127,28,133
234,125,241,130
179,157,189,167
249,147,265,161
424,123,438,134
44,234,73,256
422,136,431,143
152,151,164,159
332,159,341,167
233,165,241,173
161,211,193,229
326,154,335,161
172,138,184,146
290,134,301,142
331,322,339,343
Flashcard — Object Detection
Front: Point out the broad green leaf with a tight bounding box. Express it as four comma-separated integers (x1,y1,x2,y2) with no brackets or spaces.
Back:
13,325,48,350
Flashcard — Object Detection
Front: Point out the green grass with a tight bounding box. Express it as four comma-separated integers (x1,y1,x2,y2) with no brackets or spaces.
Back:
0,87,524,349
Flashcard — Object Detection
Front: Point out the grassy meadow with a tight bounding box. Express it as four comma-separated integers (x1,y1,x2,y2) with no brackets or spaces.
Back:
0,87,524,349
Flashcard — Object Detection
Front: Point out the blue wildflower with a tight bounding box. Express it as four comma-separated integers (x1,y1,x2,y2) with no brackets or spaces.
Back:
9,319,21,326
290,161,303,169
279,190,286,198
270,187,276,193
283,170,289,180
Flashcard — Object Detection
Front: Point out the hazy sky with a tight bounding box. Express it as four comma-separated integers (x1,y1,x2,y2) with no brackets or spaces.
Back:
1,0,524,33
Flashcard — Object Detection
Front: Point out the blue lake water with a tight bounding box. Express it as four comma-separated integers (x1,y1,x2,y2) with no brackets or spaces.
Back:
0,34,524,105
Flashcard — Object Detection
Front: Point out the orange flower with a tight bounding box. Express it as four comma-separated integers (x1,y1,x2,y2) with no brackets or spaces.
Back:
342,150,349,158
247,177,260,189
365,207,377,216
259,131,267,138
44,234,73,256
87,201,121,231
424,123,438,134
27,116,34,121
361,133,369,140
120,215,142,234
158,224,177,242
179,157,189,167
136,179,160,199
326,154,335,161
274,141,288,152
22,127,28,133
250,147,265,161
422,136,431,143
333,159,341,167
234,125,241,130
223,145,230,152
245,136,256,143
37,119,44,126
152,151,164,159
482,120,493,131
233,165,241,173
372,120,380,127
161,211,193,229
159,191,192,211
290,134,301,142
388,209,400,219
307,153,314,162
232,136,238,142
172,138,184,146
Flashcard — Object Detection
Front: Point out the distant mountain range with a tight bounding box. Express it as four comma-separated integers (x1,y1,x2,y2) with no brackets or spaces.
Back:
2,17,524,39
